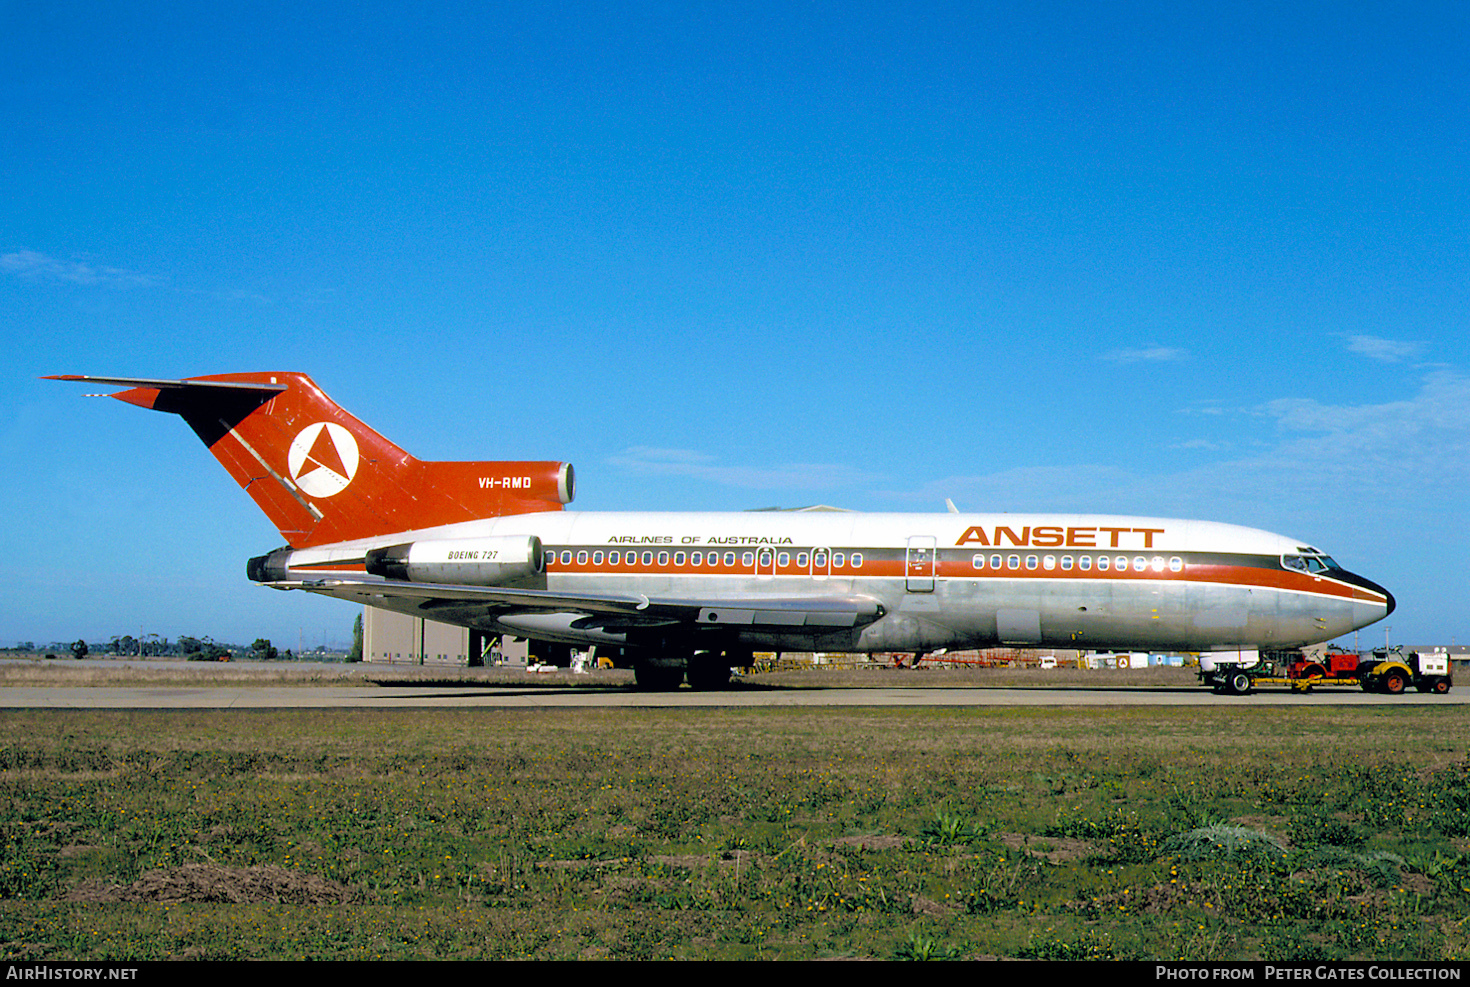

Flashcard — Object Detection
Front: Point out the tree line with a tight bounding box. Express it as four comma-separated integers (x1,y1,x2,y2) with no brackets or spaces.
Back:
10,613,364,663
9,635,351,662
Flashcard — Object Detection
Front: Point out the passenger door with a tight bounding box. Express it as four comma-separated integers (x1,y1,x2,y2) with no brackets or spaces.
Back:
905,536,936,592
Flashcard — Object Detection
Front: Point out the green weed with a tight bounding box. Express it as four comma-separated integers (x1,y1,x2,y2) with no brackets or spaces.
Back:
1,706,1467,960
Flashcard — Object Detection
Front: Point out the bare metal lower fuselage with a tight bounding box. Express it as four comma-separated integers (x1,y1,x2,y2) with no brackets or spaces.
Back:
439,575,1378,654
285,509,1393,657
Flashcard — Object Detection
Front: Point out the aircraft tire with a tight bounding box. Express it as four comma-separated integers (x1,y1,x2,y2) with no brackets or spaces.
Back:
725,647,756,672
687,653,732,691
634,660,684,692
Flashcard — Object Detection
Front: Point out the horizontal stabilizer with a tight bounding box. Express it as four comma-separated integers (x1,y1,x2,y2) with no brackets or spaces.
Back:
43,375,288,395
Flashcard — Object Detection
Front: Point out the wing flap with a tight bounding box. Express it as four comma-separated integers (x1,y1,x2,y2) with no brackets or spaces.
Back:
266,577,885,631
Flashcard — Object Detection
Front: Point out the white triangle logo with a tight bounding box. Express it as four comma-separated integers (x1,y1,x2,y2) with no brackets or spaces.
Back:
287,423,360,498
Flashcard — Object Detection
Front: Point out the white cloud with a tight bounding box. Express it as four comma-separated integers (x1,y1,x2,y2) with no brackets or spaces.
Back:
1169,369,1470,511
876,464,1140,513
874,368,1470,517
1102,346,1188,364
2,247,272,303
1345,334,1421,363
0,250,160,288
608,446,881,491
1252,368,1470,481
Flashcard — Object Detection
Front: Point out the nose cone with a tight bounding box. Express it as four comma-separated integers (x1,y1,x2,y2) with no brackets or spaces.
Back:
1379,583,1397,618
1336,568,1396,624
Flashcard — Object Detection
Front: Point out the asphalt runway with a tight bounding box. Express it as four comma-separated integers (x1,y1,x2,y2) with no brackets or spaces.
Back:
3,684,1465,708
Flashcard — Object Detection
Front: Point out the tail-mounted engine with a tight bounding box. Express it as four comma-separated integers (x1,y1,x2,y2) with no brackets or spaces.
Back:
364,535,546,587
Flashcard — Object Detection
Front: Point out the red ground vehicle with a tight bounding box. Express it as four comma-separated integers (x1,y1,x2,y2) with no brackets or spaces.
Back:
1203,646,1453,695
1287,646,1364,685
1287,646,1452,694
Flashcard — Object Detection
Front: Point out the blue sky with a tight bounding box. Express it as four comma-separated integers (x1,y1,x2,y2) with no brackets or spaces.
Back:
3,2,1466,650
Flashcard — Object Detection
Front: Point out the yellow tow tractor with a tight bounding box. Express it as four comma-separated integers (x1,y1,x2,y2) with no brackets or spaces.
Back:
1356,646,1453,695
1201,646,1453,695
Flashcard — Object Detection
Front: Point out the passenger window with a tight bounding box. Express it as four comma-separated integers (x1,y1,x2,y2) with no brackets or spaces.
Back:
833,553,845,567
1078,556,1091,571
594,551,604,565
675,551,685,566
778,552,790,567
1169,557,1183,572
851,553,863,567
658,551,669,566
1043,555,1056,570
972,554,985,569
609,551,620,565
1132,556,1146,572
1061,556,1073,571
724,552,735,566
1008,555,1020,569
1097,556,1109,571
577,551,588,565
990,554,1001,569
561,551,572,564
691,551,702,566
641,551,653,565
1116,556,1128,571
813,550,827,567
797,553,809,567
742,551,754,567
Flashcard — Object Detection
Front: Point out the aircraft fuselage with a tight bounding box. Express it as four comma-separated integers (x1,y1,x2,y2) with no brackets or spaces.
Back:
272,509,1394,655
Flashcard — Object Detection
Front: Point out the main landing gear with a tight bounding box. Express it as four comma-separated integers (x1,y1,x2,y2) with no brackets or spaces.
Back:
632,644,754,692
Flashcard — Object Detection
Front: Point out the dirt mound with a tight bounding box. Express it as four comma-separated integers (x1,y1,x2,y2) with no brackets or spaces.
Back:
64,863,357,905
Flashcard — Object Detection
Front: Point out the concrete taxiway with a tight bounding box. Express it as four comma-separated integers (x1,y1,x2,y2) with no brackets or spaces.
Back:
2,684,1465,708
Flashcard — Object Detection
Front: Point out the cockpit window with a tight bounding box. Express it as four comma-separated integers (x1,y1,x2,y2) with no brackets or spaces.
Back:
1283,553,1341,574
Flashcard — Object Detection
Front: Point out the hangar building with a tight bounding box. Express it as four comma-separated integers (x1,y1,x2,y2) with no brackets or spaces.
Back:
363,607,529,666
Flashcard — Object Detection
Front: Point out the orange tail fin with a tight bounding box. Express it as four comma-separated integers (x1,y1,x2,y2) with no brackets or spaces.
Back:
47,373,573,547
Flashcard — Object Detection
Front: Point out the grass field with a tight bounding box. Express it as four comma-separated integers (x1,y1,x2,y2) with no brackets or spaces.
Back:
0,654,1200,689
2,687,1468,960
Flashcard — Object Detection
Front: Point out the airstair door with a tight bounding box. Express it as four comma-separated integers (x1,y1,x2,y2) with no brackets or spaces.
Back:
906,536,936,592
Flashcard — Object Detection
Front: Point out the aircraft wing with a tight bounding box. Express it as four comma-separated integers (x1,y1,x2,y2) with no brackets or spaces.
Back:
263,578,886,632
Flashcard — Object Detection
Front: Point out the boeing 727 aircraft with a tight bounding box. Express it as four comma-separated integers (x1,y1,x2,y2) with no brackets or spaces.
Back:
50,372,1394,689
